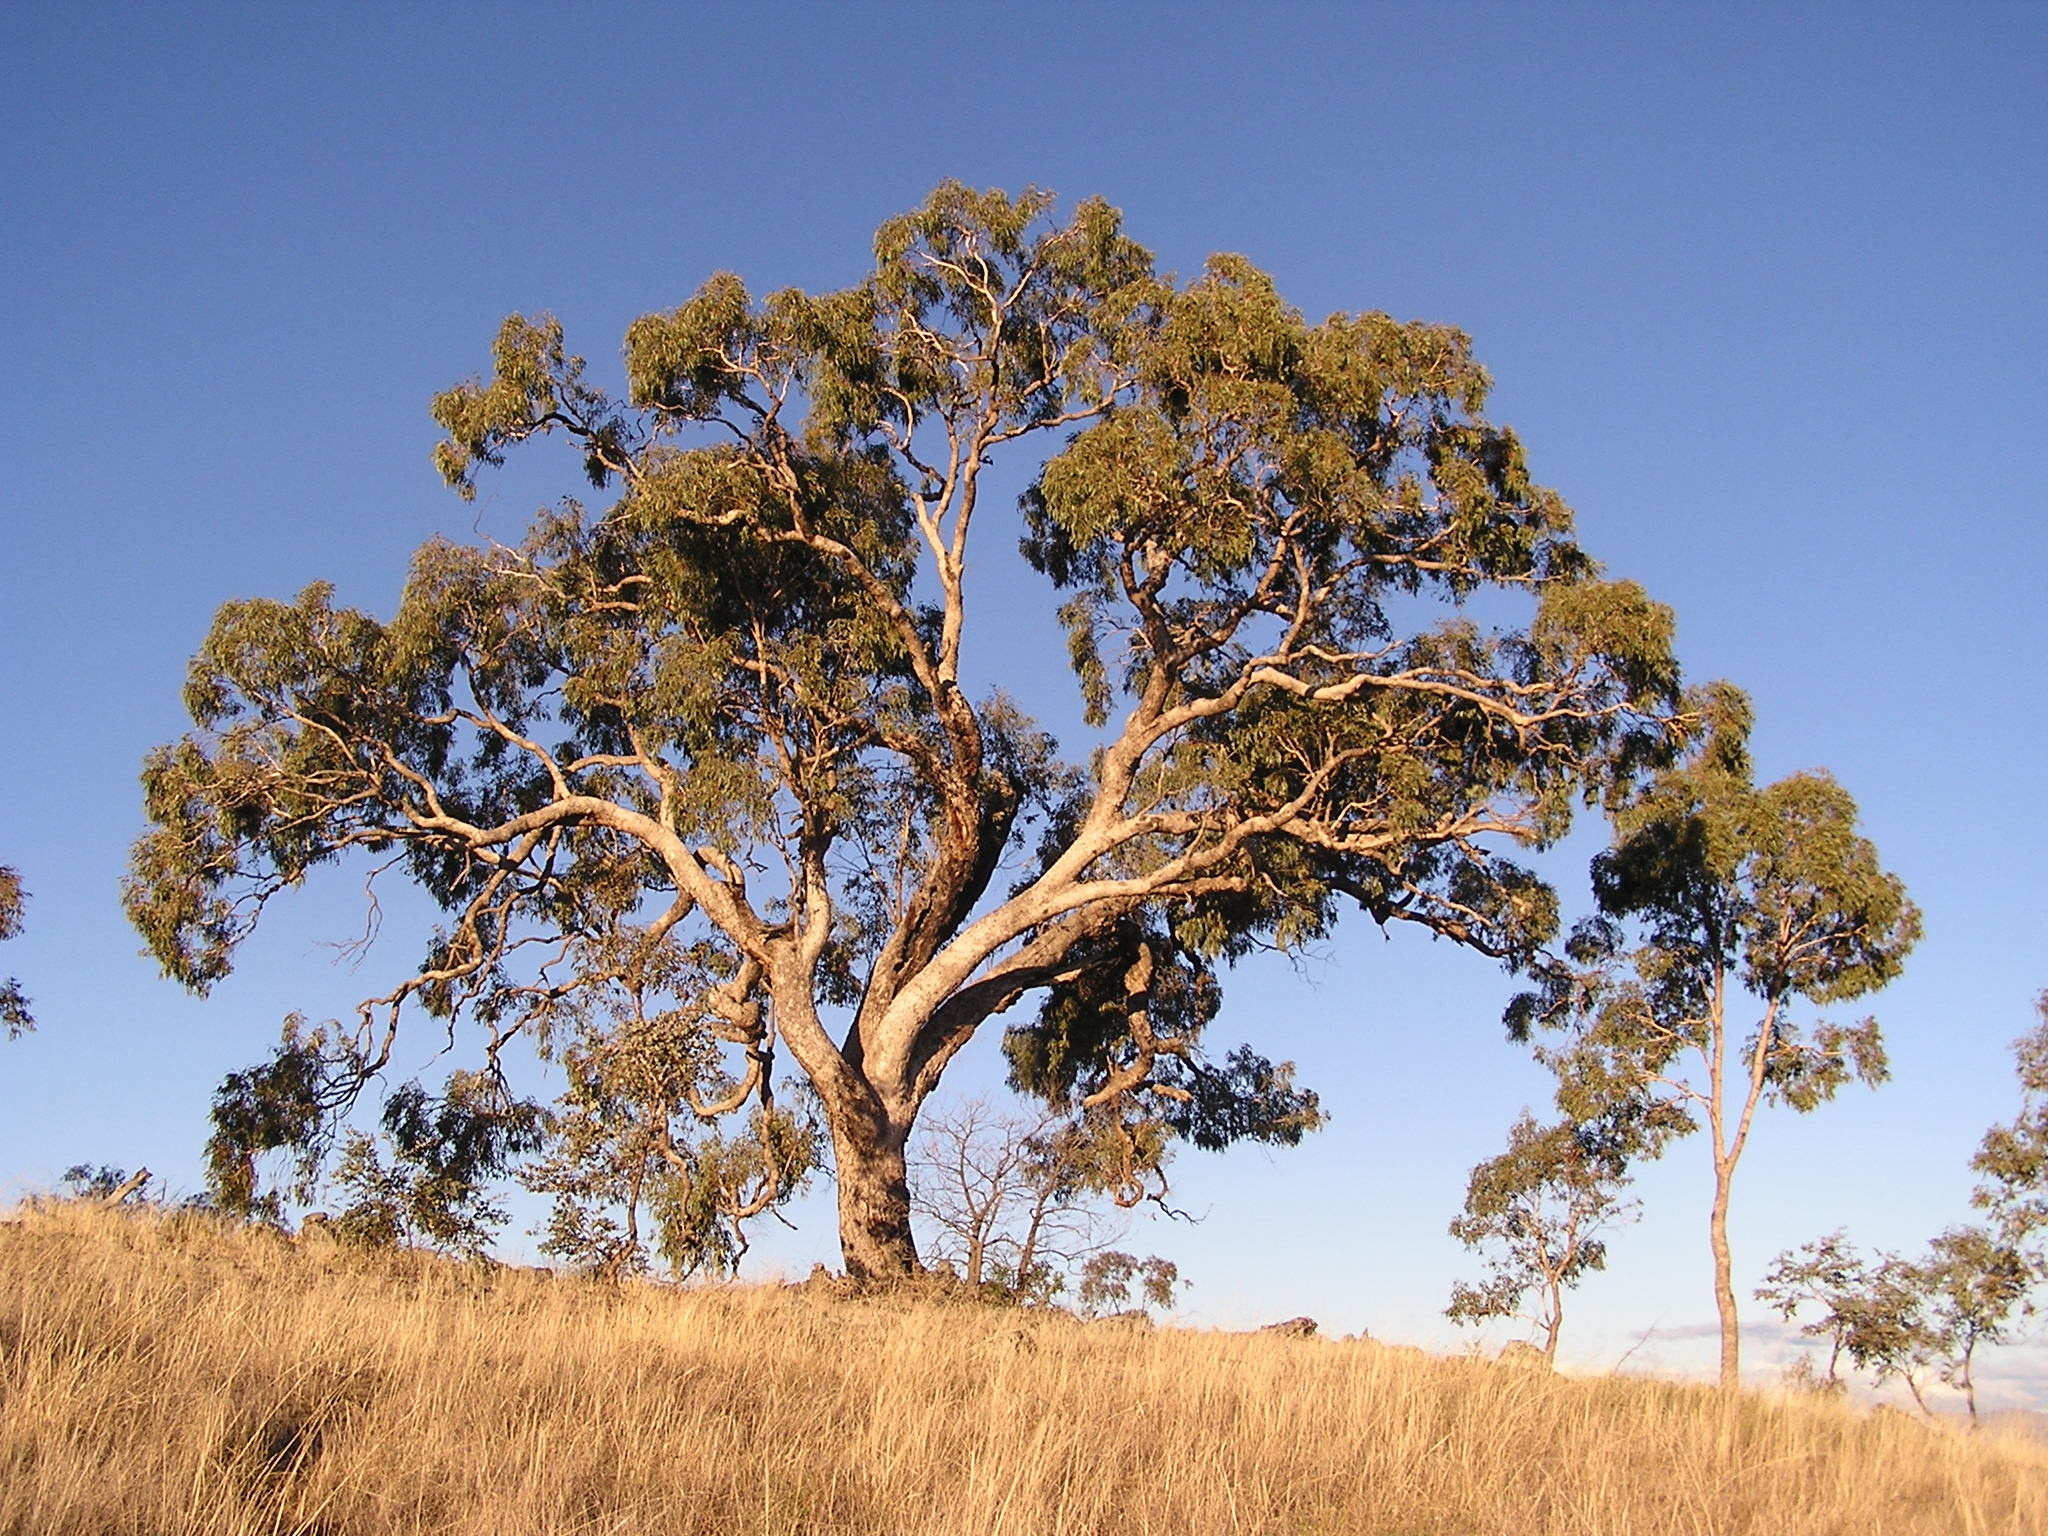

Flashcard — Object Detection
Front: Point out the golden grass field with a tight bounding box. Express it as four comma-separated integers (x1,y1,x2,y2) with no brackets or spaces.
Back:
3,1200,2044,1535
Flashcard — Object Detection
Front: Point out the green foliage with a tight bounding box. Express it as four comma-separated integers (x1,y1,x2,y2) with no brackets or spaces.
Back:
1759,1225,2031,1421
204,1016,367,1220
1445,1108,1652,1355
1757,1232,1927,1393
127,183,1686,1272
1971,993,2048,1253
1765,1009,2048,1418
328,1072,545,1255
1002,921,1323,1203
522,1008,826,1279
1075,1250,1182,1318
1510,687,1918,1130
60,1164,135,1200
1510,692,1916,1385
0,864,30,1039
1913,1225,2033,1419
1512,690,1917,1120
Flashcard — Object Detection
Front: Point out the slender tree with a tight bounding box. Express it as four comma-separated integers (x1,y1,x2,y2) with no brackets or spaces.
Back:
1073,1250,1183,1319
1445,1107,1656,1361
1513,689,1918,1390
127,184,1682,1276
326,1072,547,1256
1761,997,2048,1417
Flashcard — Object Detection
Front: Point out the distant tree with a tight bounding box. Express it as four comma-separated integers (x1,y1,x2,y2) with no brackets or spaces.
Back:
1074,1249,1183,1318
1830,1251,1942,1414
202,1014,345,1221
1445,1106,1661,1361
1762,999,2048,1420
1512,689,1919,1390
910,1096,1174,1303
1757,1231,1921,1396
60,1164,142,1201
1910,1224,2033,1425
126,183,1683,1276
1761,1228,2030,1423
1757,1230,1869,1391
1,864,30,1038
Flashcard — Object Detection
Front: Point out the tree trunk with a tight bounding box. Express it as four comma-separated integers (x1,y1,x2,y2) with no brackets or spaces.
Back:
1541,1270,1564,1362
830,1110,919,1279
1710,1160,1740,1392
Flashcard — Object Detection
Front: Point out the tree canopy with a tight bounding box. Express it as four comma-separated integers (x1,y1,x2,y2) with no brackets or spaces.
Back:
127,184,1683,1276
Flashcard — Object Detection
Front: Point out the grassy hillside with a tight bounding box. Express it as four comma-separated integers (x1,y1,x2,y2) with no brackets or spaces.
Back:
3,1201,2043,1535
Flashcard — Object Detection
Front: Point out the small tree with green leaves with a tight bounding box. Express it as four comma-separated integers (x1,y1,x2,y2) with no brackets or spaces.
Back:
1763,1001,2048,1420
1755,1231,1934,1398
1828,1249,1942,1414
1761,1229,2029,1421
1512,688,1919,1390
519,1007,826,1279
1757,1230,1875,1392
1446,1107,1658,1361
0,865,30,1039
1074,1250,1183,1318
1912,1224,2033,1424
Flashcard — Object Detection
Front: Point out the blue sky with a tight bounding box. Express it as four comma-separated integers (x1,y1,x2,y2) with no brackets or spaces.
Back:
4,4,2044,1403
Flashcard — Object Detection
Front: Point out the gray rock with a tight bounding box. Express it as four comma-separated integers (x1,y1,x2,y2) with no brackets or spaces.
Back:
1260,1316,1319,1339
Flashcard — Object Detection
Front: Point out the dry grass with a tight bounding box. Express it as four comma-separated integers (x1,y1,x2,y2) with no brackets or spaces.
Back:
2,1201,2043,1535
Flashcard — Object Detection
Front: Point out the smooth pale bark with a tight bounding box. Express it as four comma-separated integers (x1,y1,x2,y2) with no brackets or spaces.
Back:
827,1104,919,1279
1710,1156,1740,1392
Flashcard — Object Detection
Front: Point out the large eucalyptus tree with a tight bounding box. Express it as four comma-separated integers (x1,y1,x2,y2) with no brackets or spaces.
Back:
128,185,1680,1276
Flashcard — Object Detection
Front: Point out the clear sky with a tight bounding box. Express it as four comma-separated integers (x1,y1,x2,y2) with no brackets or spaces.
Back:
4,4,2044,1405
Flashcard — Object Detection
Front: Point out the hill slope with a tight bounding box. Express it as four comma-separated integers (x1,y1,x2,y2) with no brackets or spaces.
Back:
3,1202,2043,1535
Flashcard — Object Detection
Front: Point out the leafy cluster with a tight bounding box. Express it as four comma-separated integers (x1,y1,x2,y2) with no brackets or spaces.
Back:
1494,688,1916,1382
327,1074,546,1255
523,1034,825,1280
1759,1227,2032,1420
0,865,29,1039
1512,688,1916,1121
1972,992,2048,1244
